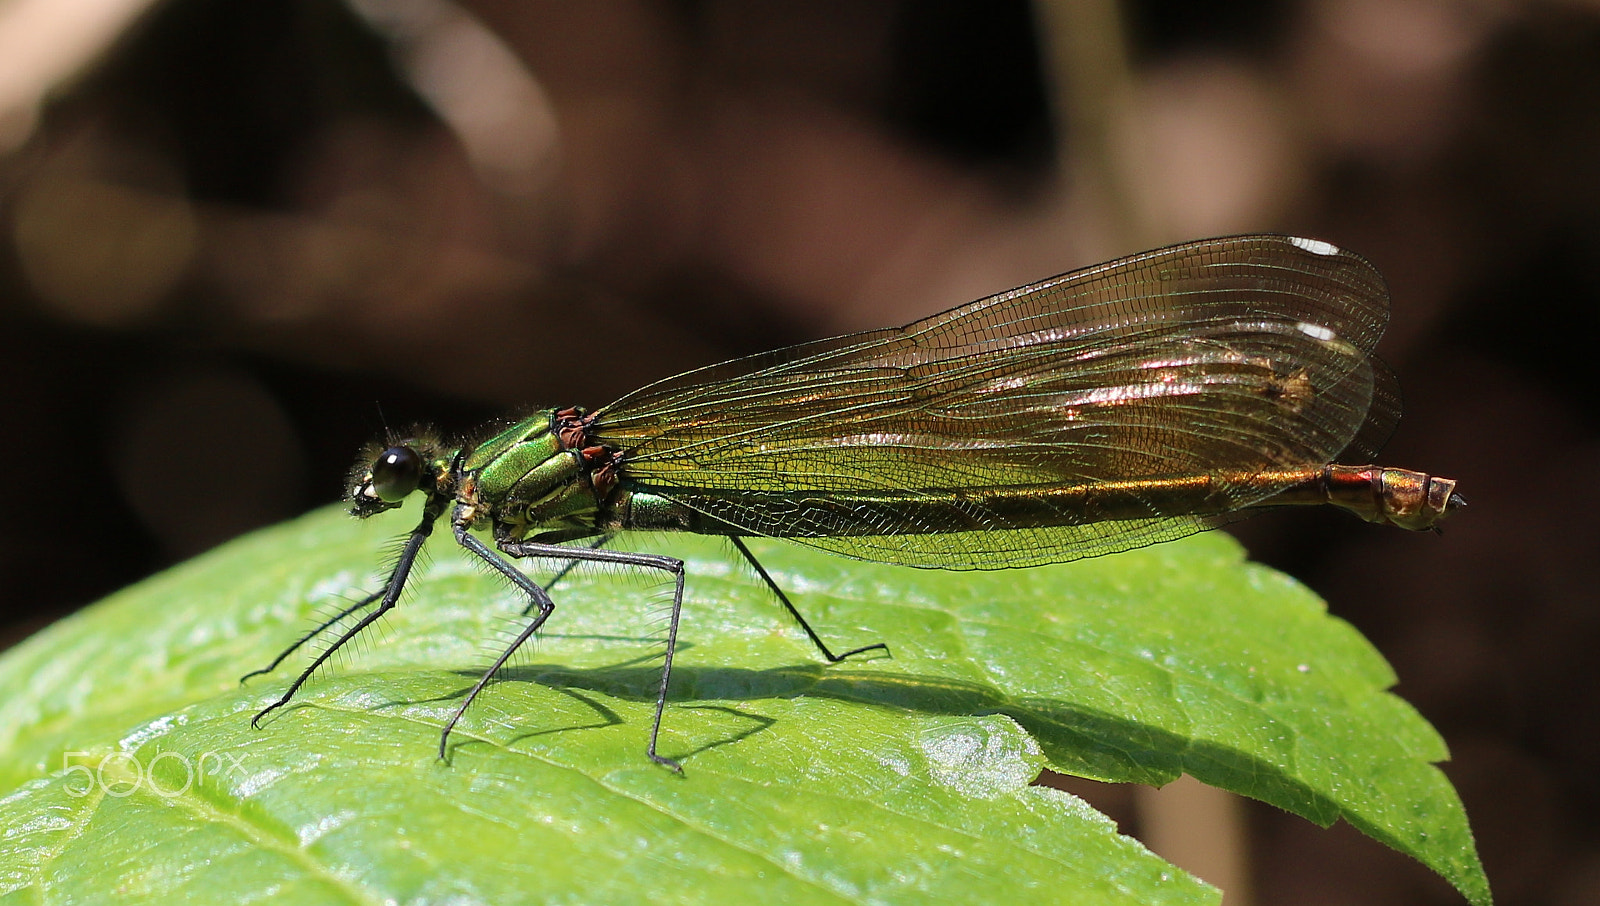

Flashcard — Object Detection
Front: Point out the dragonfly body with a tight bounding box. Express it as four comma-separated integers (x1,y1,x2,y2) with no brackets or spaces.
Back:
248,235,1463,770
426,406,1457,542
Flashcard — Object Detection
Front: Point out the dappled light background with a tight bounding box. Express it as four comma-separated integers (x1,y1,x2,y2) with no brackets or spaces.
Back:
1,1,1596,904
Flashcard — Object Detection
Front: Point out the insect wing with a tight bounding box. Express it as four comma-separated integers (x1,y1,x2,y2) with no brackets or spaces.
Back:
594,235,1395,567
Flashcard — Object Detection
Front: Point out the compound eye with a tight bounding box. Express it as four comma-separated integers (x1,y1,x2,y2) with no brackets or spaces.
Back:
370,446,423,503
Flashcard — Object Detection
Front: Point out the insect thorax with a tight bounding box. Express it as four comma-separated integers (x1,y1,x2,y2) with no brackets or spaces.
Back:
460,408,623,542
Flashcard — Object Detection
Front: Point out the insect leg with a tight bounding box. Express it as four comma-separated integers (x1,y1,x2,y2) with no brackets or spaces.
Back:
729,536,888,663
441,536,610,750
252,494,448,728
240,588,382,683
523,534,611,613
482,534,686,772
442,529,558,758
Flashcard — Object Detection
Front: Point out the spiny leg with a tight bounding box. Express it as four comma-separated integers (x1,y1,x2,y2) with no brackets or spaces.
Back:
251,495,446,728
457,533,686,772
441,529,558,758
729,536,888,663
240,588,383,683
522,535,611,615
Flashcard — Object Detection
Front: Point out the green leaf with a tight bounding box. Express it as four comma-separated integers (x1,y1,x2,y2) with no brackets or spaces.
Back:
0,505,1488,905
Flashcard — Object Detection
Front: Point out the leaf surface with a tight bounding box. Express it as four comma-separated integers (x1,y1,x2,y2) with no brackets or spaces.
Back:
0,506,1487,904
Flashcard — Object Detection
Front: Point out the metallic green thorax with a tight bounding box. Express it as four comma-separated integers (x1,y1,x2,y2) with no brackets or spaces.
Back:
459,409,624,543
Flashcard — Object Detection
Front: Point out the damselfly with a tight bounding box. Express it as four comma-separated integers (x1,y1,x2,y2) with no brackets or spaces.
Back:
246,235,1462,771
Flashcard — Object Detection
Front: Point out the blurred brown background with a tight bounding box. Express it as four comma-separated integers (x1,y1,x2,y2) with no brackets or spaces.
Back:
0,1,1595,903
